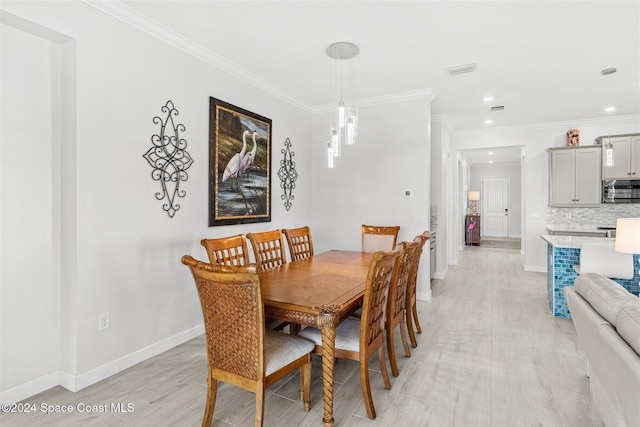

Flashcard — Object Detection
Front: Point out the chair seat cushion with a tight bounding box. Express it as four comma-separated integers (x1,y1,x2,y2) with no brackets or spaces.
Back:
264,329,314,376
298,317,361,353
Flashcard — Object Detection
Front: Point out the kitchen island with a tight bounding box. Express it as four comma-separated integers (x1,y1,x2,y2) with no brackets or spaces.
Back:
541,235,640,318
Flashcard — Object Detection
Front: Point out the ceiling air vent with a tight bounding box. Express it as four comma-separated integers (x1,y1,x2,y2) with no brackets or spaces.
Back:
446,63,477,76
491,105,505,112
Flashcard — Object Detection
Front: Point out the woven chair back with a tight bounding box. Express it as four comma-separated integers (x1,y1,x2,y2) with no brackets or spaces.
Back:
283,226,314,262
360,249,401,348
247,230,287,272
200,234,249,267
182,256,263,381
389,240,421,320
407,233,430,297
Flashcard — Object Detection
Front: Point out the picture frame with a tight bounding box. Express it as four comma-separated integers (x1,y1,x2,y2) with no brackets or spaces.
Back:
209,97,271,226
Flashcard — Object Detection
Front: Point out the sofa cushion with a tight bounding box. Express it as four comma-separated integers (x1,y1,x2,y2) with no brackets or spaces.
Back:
574,273,637,325
616,304,640,356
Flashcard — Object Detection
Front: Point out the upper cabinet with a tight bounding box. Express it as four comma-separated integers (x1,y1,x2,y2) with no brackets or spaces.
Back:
598,134,640,180
548,146,602,207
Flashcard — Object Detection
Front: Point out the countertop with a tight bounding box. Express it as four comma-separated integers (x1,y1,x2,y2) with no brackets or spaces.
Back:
540,234,615,249
546,224,615,233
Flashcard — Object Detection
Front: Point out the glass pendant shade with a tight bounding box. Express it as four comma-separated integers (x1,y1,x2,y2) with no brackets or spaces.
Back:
331,128,341,157
351,109,358,136
337,101,346,128
605,143,614,167
346,117,355,145
327,142,335,168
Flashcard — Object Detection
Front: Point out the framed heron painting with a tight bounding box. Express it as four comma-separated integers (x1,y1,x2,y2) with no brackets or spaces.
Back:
209,97,271,226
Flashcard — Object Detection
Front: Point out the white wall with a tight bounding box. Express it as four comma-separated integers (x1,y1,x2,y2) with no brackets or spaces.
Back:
430,118,452,278
311,95,433,298
470,162,522,237
1,21,61,397
0,1,312,402
452,115,640,271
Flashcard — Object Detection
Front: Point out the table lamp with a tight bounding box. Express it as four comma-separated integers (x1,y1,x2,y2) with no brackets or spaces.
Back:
615,218,640,287
615,218,640,254
468,191,480,215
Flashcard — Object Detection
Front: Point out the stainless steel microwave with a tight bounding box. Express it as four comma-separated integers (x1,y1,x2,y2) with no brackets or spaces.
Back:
602,179,640,203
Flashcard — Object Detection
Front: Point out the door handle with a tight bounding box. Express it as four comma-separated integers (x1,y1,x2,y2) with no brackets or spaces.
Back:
505,208,508,216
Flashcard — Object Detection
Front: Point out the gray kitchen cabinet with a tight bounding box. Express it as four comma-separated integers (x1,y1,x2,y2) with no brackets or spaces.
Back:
548,146,601,207
599,134,640,179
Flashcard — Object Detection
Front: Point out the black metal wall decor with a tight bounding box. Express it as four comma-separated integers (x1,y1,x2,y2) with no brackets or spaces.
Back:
277,138,298,211
143,100,193,218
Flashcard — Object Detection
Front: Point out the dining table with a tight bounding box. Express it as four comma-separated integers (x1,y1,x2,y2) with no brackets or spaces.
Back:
258,250,373,427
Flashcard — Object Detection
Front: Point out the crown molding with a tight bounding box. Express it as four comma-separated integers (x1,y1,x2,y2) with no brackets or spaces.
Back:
83,1,438,115
454,114,640,137
83,0,313,112
311,89,437,114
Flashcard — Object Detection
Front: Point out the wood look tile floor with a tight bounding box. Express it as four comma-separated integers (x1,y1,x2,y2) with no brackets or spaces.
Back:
1,246,602,427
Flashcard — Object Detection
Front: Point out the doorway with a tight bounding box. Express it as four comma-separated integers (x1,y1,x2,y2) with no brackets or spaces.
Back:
482,176,509,237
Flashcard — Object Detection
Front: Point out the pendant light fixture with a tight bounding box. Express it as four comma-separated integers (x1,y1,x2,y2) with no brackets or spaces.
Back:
602,67,617,167
326,41,359,168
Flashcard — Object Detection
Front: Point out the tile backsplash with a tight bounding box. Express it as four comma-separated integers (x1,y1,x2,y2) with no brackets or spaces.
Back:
546,204,640,228
430,204,438,232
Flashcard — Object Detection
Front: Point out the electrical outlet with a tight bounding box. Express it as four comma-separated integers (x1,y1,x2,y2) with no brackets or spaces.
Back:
99,312,110,330
565,213,571,220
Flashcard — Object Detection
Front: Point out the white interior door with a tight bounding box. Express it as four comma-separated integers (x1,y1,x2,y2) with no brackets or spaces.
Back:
482,176,509,237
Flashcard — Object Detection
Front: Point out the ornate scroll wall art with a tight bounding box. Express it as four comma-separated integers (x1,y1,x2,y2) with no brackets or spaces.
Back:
277,138,298,211
143,100,194,218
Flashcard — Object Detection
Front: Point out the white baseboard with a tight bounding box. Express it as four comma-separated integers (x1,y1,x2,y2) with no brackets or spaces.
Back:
524,265,547,273
0,371,59,404
72,324,204,392
433,266,448,280
0,324,204,403
417,290,432,301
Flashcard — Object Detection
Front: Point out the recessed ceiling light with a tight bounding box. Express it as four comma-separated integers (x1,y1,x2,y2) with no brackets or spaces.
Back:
484,119,493,125
489,160,494,164
483,96,494,102
604,106,616,112
488,151,494,155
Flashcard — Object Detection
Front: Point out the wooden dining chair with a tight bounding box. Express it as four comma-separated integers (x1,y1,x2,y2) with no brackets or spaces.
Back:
247,230,292,331
406,231,430,348
298,248,401,419
247,230,287,272
181,256,313,427
386,239,421,377
282,226,314,262
200,234,249,267
361,224,400,252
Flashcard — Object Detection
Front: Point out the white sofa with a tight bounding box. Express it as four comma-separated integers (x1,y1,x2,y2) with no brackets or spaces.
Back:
563,273,640,427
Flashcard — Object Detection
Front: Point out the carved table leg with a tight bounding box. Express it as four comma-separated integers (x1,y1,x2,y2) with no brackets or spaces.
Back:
321,326,336,427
